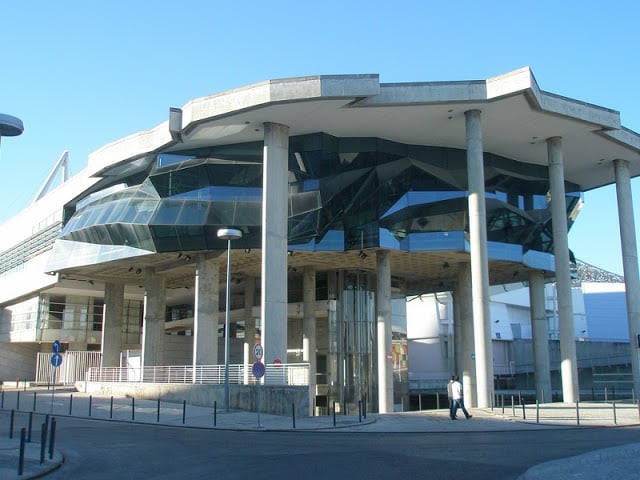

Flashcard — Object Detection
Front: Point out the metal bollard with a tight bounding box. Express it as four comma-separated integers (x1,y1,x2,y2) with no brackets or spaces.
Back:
89,395,92,417
358,400,362,423
9,409,15,439
16,391,20,411
18,427,26,476
28,411,33,442
605,387,608,403
501,394,505,414
576,401,580,425
363,398,367,419
418,394,422,411
69,394,73,415
157,399,161,423
33,391,37,412
612,401,617,425
213,401,217,427
292,403,296,429
40,422,48,464
536,400,539,424
521,402,526,420
131,398,135,421
1,389,4,408
182,400,186,425
511,396,515,416
48,418,57,460
436,392,440,410
333,401,336,427
110,396,114,419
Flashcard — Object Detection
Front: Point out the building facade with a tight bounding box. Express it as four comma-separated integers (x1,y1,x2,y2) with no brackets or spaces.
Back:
1,67,640,413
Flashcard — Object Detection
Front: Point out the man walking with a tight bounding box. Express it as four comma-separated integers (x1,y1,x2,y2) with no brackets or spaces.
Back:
451,375,472,420
447,376,455,418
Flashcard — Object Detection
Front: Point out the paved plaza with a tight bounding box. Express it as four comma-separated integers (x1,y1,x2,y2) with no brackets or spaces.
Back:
1,386,639,479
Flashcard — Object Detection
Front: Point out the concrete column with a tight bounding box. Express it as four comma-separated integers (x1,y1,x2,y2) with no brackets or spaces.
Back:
192,257,219,372
547,136,579,402
261,122,289,366
465,109,494,408
141,269,166,370
452,289,462,377
243,276,257,385
101,282,124,368
613,159,640,398
303,267,317,414
376,250,393,413
529,270,552,402
458,262,476,407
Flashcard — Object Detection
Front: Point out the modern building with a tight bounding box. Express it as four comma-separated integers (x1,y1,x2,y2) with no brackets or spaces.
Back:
1,67,640,414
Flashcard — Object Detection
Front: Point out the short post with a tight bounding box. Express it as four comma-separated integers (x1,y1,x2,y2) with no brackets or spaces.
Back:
333,401,336,427
69,394,73,415
605,386,608,403
418,394,422,411
518,391,522,405
1,389,4,408
576,401,580,426
511,396,515,416
435,392,440,410
612,401,617,425
40,420,48,464
157,399,161,423
27,411,33,442
16,391,20,411
363,397,367,419
536,400,539,424
9,409,15,439
48,417,56,460
292,403,296,429
88,395,92,417
521,402,526,420
131,397,135,421
33,391,37,411
213,401,217,427
110,396,114,419
358,400,362,423
18,427,26,475
501,394,505,414
182,400,186,425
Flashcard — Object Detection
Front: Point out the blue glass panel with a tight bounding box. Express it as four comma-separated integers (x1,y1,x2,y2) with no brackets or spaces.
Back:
487,241,523,262
404,231,466,252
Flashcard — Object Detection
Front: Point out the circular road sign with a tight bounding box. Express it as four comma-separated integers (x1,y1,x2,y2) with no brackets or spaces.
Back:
253,343,263,361
252,361,265,378
273,358,282,367
52,340,61,353
51,353,63,367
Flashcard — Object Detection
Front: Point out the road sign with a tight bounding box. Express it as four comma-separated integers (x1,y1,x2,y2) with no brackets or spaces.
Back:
51,353,63,367
252,361,265,378
253,343,263,361
273,358,282,367
52,340,61,353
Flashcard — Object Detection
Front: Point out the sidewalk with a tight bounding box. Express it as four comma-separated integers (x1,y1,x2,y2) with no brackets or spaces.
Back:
1,386,639,479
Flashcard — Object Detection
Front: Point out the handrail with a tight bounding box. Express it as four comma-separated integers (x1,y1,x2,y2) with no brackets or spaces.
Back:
86,363,310,386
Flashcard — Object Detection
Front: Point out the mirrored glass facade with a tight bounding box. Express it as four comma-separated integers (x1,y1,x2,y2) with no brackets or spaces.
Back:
58,132,580,260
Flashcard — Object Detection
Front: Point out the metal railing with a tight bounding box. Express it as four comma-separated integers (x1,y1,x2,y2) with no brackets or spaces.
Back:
86,363,310,386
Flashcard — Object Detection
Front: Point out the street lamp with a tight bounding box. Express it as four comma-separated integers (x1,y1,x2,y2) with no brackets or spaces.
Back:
217,227,243,412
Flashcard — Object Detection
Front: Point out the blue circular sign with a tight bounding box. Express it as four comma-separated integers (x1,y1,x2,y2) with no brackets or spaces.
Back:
52,340,61,353
252,361,265,378
51,353,63,367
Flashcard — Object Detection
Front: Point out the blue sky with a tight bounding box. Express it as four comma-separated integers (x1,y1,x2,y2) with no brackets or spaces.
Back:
0,1,638,274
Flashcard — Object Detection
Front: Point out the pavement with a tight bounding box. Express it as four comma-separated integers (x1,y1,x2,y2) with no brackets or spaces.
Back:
1,387,639,479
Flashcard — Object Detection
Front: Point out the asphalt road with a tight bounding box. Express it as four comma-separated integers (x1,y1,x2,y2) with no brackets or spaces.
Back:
39,417,640,480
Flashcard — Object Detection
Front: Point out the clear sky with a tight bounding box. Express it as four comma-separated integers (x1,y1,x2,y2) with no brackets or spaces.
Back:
0,0,638,274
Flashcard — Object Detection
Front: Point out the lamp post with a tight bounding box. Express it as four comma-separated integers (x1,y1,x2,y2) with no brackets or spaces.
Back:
217,228,243,412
